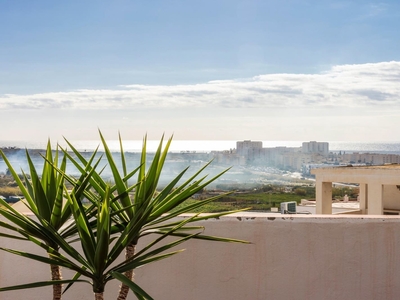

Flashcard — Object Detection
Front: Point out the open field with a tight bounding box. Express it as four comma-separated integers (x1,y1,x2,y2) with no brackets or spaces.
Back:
173,185,317,213
0,172,358,213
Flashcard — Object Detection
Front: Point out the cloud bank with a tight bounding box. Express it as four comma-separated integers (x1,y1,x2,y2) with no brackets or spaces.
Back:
2,61,400,110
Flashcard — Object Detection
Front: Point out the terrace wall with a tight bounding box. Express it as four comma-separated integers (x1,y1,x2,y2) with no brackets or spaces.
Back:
0,213,399,300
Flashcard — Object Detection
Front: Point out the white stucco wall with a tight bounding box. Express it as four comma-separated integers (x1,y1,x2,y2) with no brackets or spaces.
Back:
1,213,400,300
383,185,400,210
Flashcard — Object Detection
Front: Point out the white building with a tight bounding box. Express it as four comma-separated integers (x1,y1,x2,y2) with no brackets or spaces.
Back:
236,140,262,156
302,141,329,156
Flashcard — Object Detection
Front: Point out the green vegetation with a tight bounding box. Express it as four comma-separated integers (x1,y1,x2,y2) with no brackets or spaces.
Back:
176,185,317,212
0,185,20,198
0,141,79,300
177,184,361,213
0,133,249,300
0,175,22,198
0,137,362,299
332,186,359,199
0,171,321,214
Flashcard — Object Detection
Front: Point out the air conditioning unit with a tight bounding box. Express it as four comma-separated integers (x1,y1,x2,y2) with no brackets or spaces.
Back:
280,201,296,214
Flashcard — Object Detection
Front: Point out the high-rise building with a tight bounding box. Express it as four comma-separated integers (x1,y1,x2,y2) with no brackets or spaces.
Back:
236,140,262,156
302,141,329,156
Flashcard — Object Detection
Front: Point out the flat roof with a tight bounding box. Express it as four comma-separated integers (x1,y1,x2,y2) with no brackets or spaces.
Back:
311,164,400,184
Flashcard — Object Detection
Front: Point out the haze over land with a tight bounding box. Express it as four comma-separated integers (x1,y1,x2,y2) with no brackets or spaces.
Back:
1,1,400,143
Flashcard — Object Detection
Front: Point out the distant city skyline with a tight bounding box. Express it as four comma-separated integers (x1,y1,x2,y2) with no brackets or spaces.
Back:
1,1,400,142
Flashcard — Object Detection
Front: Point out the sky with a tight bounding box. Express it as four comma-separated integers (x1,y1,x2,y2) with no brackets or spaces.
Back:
1,0,400,143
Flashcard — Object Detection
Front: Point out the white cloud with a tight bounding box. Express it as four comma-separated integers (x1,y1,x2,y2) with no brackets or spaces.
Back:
1,61,400,110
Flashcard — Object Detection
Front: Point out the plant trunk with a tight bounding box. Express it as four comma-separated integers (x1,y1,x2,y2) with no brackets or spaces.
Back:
51,263,62,300
117,243,136,300
95,292,104,300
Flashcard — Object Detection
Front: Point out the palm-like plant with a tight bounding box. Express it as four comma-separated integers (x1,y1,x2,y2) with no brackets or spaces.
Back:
0,134,249,299
62,132,250,299
0,142,93,300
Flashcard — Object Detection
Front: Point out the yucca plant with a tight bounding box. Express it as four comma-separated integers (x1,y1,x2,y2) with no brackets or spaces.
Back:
61,132,250,300
0,134,249,299
0,141,96,300
0,179,238,300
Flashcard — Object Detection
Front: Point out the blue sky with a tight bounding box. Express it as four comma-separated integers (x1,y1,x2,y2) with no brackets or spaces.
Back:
1,1,400,143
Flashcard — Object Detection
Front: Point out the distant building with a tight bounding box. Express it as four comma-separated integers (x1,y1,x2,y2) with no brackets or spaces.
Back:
302,141,329,156
222,140,331,170
214,140,400,173
236,140,262,156
339,152,400,165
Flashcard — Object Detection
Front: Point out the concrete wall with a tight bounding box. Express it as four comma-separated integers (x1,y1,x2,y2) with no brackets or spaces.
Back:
383,185,400,210
1,213,400,300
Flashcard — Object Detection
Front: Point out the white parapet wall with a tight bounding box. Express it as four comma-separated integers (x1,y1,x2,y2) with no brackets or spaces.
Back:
0,212,400,300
